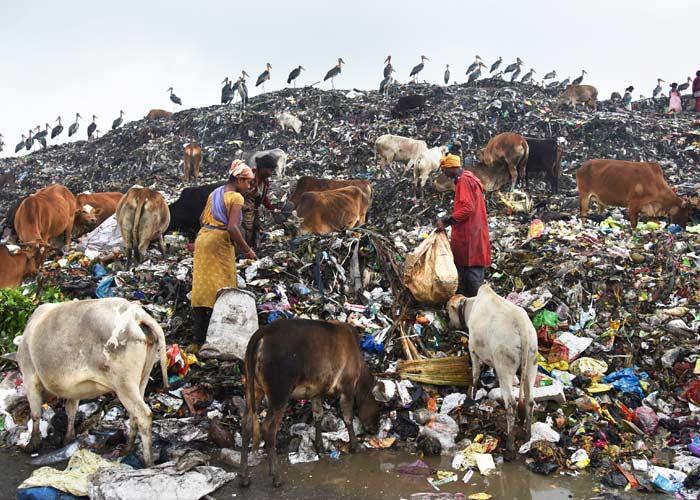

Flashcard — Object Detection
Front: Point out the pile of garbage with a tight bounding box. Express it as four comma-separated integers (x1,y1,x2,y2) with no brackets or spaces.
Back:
1,80,700,498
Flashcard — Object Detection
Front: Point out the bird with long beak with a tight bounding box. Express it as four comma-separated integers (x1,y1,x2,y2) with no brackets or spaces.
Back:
168,87,182,106
572,69,587,85
543,70,557,80
384,55,393,78
68,113,81,137
112,110,125,130
444,64,450,85
490,57,502,73
287,65,305,87
256,63,272,91
409,55,429,83
503,57,523,74
51,117,64,139
520,68,536,84
324,58,345,89
466,55,482,75
652,78,665,98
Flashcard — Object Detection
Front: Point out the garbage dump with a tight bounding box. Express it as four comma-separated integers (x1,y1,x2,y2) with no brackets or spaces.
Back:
1,79,700,498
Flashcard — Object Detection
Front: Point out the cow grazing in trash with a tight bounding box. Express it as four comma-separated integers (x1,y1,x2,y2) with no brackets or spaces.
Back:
116,186,170,264
392,94,426,117
556,84,598,111
14,184,78,249
0,243,48,288
145,109,173,120
167,182,224,236
288,176,373,208
234,148,288,176
294,186,371,235
375,134,427,173
16,298,168,466
524,137,562,193
447,285,537,451
239,319,380,487
74,191,124,237
481,132,529,192
183,142,203,182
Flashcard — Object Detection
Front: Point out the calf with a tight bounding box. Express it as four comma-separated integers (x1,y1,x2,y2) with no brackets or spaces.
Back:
116,186,170,263
295,186,370,235
183,142,203,181
16,298,168,466
14,184,78,248
447,285,537,451
413,146,447,197
289,177,373,207
375,134,428,173
235,148,288,176
392,94,426,117
576,159,689,229
524,137,562,193
0,243,47,288
145,109,173,120
556,84,598,111
481,133,529,191
277,112,302,134
239,319,380,487
74,192,124,236
167,182,224,236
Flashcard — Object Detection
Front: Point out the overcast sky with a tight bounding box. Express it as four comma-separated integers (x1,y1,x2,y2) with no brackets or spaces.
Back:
1,0,696,158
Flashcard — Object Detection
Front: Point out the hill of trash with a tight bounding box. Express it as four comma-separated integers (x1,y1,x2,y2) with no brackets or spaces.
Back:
2,79,700,497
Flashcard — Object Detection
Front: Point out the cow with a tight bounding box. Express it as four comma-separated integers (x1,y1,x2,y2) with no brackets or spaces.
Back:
167,182,224,236
116,186,170,263
433,173,456,193
392,95,426,117
295,186,370,235
74,192,124,237
234,148,288,176
0,243,47,288
277,112,302,134
413,146,447,197
375,134,428,173
556,84,598,111
576,159,689,229
239,319,380,487
16,298,168,466
14,184,78,249
288,177,373,207
481,133,529,191
447,285,537,451
524,137,562,193
465,163,512,192
0,172,15,186
145,109,173,120
183,142,203,182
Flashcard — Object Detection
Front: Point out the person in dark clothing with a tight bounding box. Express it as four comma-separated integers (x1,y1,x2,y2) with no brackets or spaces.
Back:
242,155,277,248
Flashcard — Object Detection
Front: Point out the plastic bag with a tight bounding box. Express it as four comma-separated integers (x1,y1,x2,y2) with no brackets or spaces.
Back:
199,288,259,361
633,406,658,434
403,231,458,304
603,368,647,398
570,357,608,379
532,310,558,329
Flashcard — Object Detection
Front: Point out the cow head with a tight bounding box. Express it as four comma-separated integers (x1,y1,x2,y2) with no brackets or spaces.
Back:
356,364,380,434
20,242,50,274
75,203,98,229
670,199,690,228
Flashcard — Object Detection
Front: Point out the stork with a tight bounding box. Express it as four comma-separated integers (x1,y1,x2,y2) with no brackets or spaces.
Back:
87,115,98,140
379,70,394,95
652,78,664,98
287,65,305,87
444,64,450,85
112,110,124,130
510,62,523,82
572,70,587,85
467,62,486,84
221,77,233,104
68,113,81,137
559,77,571,88
520,68,536,84
25,130,33,151
36,130,47,150
466,55,482,75
504,57,522,74
490,57,502,73
15,135,25,154
0,133,3,153
384,55,393,78
237,71,250,108
168,87,182,106
546,80,561,89
409,55,429,83
256,63,272,91
35,124,49,140
323,58,345,89
543,70,557,80
51,117,64,139
678,76,692,92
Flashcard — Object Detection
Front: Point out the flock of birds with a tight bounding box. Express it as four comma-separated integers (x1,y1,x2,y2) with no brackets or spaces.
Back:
2,55,694,156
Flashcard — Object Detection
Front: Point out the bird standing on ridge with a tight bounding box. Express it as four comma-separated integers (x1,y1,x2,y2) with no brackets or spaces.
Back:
678,77,691,92
490,57,502,73
168,87,182,106
0,133,4,153
87,115,98,140
238,72,250,107
384,56,393,78
34,124,48,141
520,68,536,84
467,62,486,84
466,55,482,75
652,78,665,98
380,69,394,95
221,77,233,104
409,55,429,83
444,64,450,85
572,70,587,85
287,65,305,87
16,135,26,153
256,63,272,91
510,62,523,82
504,57,522,74
68,113,81,137
324,58,345,89
51,117,63,139
25,130,34,151
112,110,124,130
543,70,557,80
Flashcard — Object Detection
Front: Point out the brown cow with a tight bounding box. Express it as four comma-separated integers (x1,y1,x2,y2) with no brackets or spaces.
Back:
465,163,512,192
74,192,123,236
295,186,370,235
183,143,203,181
289,177,373,206
116,187,170,263
576,159,689,229
145,109,173,120
0,243,47,288
556,84,598,111
239,319,380,487
481,133,529,191
14,184,78,248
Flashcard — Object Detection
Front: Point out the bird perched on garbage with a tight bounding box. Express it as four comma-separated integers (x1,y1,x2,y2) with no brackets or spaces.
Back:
678,76,692,92
409,55,429,83
112,110,124,130
68,113,81,137
490,56,502,73
572,70,587,85
510,62,523,82
546,80,560,88
466,55,482,75
36,132,47,150
15,134,25,153
221,77,233,104
168,87,182,106
51,117,63,139
256,62,272,91
559,76,571,88
520,68,536,84
652,78,665,98
25,130,33,151
287,65,305,87
384,55,393,78
87,115,98,140
0,133,3,153
504,57,522,74
543,70,557,80
444,64,450,85
238,72,250,106
467,62,486,84
34,124,48,141
379,70,394,94
324,58,345,89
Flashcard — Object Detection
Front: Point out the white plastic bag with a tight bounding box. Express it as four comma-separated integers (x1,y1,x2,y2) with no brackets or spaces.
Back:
199,288,258,360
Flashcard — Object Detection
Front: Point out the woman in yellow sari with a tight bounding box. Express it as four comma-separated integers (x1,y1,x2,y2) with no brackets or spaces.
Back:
191,160,257,343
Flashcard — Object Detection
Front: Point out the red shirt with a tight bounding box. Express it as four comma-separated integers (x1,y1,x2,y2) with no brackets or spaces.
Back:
449,170,492,267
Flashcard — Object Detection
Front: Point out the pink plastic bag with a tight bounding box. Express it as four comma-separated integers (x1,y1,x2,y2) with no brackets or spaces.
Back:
634,406,658,434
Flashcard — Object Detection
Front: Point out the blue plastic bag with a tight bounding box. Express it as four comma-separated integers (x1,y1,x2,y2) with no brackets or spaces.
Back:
603,367,647,398
17,487,82,500
361,334,384,354
92,263,108,277
95,276,115,298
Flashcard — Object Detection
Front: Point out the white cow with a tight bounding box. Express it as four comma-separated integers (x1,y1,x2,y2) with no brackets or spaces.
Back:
375,134,427,174
16,298,168,466
447,284,538,450
235,148,289,177
277,112,302,135
413,145,447,197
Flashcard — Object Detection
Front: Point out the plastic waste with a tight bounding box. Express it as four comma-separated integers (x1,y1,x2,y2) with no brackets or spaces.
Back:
199,288,258,361
603,367,647,398
633,406,658,434
403,231,458,304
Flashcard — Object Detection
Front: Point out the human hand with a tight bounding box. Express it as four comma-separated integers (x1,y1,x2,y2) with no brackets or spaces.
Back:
435,219,446,232
245,249,258,260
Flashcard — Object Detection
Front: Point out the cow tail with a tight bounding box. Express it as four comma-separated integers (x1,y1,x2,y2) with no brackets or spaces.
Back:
132,197,146,254
517,326,533,422
244,329,263,449
137,310,169,390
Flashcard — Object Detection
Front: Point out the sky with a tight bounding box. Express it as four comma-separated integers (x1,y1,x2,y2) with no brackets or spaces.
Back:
1,0,696,158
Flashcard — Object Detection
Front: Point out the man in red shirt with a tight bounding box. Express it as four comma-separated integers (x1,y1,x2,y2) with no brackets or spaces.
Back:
436,154,492,297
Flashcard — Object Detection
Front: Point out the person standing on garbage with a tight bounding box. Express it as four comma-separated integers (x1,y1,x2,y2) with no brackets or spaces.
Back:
191,160,258,343
668,83,682,113
435,151,492,297
242,155,277,248
694,71,700,112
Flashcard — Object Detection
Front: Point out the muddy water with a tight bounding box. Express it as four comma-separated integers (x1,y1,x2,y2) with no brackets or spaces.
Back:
1,448,627,500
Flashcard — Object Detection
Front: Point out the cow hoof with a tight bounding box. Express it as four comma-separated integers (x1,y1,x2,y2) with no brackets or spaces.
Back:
239,476,251,488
